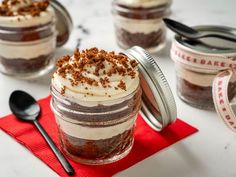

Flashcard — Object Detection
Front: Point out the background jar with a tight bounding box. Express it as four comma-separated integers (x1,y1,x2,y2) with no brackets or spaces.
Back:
171,26,236,110
112,0,171,52
175,62,236,110
0,7,56,79
0,1,72,79
51,84,142,165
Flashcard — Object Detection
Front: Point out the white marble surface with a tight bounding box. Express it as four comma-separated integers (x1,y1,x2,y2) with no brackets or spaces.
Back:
1,0,236,177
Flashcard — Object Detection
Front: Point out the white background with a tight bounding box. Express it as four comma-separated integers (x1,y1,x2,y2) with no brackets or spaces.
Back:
1,0,236,176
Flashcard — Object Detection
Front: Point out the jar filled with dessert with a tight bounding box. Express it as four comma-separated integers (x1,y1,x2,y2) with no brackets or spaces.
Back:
51,46,176,165
171,26,236,110
112,0,171,52
0,0,72,79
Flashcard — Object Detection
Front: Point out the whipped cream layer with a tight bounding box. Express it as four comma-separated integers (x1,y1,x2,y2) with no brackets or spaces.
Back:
0,36,56,59
52,48,140,106
56,115,137,140
177,66,215,87
177,66,236,87
0,1,55,28
116,0,171,8
114,15,163,34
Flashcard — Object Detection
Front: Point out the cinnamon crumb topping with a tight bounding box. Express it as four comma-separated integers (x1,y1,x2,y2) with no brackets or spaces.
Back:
0,0,49,17
130,60,138,68
55,47,139,92
117,80,126,91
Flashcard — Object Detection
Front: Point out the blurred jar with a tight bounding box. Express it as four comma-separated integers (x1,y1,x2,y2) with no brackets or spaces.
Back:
171,26,236,110
112,0,172,53
0,0,72,79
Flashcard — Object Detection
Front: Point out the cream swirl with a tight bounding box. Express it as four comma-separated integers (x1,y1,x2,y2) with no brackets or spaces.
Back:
116,0,171,8
52,48,140,104
5,0,32,12
0,0,54,28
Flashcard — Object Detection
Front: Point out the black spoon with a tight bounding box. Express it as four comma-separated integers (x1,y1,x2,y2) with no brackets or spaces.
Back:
9,90,75,176
163,18,236,42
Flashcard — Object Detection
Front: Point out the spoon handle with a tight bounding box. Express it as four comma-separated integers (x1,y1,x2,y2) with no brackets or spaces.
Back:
33,120,75,176
204,33,236,42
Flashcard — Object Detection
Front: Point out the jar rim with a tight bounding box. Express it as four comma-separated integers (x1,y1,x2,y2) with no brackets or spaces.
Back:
112,1,171,19
174,25,236,55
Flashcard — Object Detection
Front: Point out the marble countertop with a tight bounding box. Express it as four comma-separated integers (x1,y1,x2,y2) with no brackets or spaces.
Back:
1,0,236,176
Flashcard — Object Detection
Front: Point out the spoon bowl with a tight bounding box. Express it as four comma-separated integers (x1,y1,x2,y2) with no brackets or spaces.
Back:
9,90,40,121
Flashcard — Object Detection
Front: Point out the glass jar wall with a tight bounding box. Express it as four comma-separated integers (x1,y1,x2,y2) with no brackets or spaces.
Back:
112,0,171,52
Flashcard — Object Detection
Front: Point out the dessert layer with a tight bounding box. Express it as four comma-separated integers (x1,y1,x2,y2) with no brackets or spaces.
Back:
0,22,55,42
56,115,137,140
177,77,236,110
0,0,54,28
51,85,142,122
114,15,163,34
0,53,53,73
116,28,165,49
177,66,236,87
116,0,171,8
52,48,140,103
59,127,134,159
0,36,56,59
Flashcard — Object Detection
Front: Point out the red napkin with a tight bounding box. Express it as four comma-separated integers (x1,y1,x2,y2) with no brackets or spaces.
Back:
0,96,197,177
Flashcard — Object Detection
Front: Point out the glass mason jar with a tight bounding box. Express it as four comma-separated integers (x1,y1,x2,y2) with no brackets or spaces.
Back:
0,6,56,79
51,84,142,165
171,26,236,110
50,46,176,165
112,0,171,52
0,0,72,79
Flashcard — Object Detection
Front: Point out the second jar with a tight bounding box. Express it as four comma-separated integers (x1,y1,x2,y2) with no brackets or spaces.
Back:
0,0,72,79
171,26,236,110
112,0,171,52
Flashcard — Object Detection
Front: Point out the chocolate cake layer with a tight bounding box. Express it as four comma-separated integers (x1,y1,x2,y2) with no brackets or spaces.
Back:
58,127,134,160
177,77,236,109
115,28,164,49
51,86,142,123
0,53,53,73
0,22,53,42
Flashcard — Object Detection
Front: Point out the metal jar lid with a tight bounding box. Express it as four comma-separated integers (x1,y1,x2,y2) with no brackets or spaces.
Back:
50,0,73,47
124,46,177,131
175,25,236,54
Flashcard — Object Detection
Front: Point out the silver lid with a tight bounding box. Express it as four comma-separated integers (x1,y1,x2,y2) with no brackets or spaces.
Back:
176,25,236,54
50,0,73,47
124,46,177,131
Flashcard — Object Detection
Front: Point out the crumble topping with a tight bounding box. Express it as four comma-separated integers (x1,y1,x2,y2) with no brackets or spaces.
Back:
0,0,49,17
55,47,139,94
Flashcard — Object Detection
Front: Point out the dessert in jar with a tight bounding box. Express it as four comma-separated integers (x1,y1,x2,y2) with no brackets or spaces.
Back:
112,0,171,52
51,48,142,165
0,0,72,79
171,26,236,110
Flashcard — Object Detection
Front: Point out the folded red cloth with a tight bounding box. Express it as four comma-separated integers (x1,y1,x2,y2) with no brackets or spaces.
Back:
0,96,197,177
